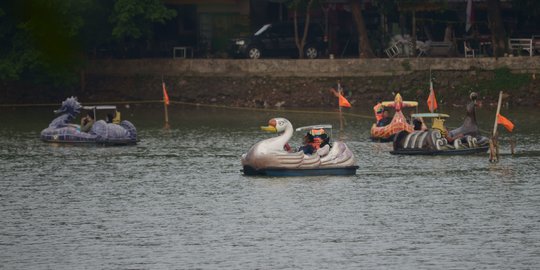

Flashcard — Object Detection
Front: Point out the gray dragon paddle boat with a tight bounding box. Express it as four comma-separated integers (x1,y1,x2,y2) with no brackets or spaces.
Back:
40,97,137,146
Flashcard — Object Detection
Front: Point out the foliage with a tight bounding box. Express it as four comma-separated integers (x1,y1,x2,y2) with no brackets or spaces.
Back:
110,0,177,41
401,60,412,71
452,67,531,98
476,67,530,96
0,0,176,85
0,0,90,83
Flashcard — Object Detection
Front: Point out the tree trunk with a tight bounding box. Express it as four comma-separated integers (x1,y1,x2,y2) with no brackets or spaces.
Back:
412,10,416,57
349,0,375,58
486,0,507,57
293,0,314,59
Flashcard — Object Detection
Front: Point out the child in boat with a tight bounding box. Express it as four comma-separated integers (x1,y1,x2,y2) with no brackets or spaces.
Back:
376,108,392,127
106,113,114,123
373,97,384,122
299,129,329,155
412,118,424,130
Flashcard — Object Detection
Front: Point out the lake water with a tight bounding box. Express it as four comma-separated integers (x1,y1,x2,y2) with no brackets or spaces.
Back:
1,104,539,269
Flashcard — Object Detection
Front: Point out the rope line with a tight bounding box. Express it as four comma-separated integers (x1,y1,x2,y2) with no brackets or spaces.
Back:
0,99,375,120
2,99,491,132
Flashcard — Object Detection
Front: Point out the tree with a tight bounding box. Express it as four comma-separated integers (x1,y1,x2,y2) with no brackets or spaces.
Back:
0,0,177,84
110,0,176,41
486,0,507,57
0,0,91,83
290,0,315,59
349,0,375,58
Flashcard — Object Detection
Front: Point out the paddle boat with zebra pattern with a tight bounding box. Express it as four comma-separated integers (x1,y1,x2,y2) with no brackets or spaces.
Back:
391,93,489,155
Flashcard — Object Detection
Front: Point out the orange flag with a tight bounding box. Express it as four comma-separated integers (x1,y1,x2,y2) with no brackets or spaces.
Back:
339,93,351,108
427,81,438,112
497,114,514,132
162,82,170,105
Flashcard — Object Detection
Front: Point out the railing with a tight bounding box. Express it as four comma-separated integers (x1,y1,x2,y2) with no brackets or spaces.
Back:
533,35,540,52
509,38,533,56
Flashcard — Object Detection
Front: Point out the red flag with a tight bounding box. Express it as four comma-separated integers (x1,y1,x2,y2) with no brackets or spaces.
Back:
497,114,514,132
162,82,170,105
339,93,351,108
427,81,438,112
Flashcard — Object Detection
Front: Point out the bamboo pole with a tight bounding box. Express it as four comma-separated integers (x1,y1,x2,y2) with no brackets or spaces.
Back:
489,91,503,162
492,91,503,136
338,81,344,139
164,100,169,124
162,76,170,129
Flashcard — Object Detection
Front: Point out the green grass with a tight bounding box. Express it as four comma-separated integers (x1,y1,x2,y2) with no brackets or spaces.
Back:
475,67,530,96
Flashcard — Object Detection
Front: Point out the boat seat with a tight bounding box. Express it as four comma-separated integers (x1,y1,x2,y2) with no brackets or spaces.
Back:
113,111,121,124
432,118,447,137
317,144,330,157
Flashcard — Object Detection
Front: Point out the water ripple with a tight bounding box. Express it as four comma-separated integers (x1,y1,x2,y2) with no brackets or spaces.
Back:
0,108,539,269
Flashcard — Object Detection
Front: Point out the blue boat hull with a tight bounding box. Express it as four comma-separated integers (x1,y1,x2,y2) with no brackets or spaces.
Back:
243,165,359,176
41,136,137,146
41,120,137,146
390,145,489,155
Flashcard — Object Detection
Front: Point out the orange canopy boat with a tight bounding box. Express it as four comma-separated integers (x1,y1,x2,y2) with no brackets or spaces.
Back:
370,93,418,142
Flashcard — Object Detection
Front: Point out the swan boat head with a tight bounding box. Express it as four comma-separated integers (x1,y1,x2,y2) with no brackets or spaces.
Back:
260,118,292,134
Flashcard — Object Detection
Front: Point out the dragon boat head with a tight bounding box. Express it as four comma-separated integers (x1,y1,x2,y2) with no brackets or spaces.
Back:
54,96,82,120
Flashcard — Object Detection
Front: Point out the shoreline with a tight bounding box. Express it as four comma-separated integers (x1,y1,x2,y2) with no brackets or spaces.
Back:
2,58,539,108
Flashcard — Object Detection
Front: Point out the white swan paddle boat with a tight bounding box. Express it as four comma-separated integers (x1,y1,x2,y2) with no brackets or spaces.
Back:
241,118,358,176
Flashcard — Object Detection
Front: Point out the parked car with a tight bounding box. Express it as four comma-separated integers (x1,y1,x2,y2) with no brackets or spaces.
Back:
229,22,327,59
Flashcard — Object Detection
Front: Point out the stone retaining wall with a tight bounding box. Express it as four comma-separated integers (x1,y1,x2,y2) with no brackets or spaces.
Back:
87,57,540,77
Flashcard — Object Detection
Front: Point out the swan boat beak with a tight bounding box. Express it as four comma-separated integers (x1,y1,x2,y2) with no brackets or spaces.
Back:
260,125,277,132
260,118,278,132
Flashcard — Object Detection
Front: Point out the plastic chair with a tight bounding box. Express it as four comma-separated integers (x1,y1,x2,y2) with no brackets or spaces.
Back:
416,40,432,57
464,41,476,58
385,43,401,58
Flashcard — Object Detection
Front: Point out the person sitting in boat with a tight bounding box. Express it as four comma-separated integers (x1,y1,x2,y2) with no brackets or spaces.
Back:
106,113,114,123
80,111,95,132
376,108,392,127
299,129,329,155
298,134,314,154
412,117,425,130
373,97,384,122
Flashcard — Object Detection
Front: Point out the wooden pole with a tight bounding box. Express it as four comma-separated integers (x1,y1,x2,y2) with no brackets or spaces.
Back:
412,10,416,57
489,91,503,162
162,76,170,129
492,91,503,136
164,99,169,123
338,81,344,138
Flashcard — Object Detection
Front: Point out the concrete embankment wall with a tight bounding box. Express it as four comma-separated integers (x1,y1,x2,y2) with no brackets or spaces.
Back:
3,57,538,106
87,57,540,77
80,57,540,107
